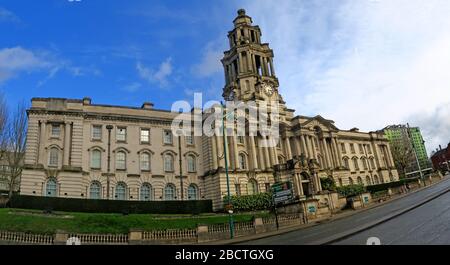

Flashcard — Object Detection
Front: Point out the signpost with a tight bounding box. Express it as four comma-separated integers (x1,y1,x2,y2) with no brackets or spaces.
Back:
271,181,294,229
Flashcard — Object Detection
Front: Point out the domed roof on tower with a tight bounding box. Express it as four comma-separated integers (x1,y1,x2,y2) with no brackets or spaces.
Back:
233,9,253,27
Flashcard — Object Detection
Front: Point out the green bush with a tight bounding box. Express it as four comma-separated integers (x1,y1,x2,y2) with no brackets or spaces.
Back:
336,184,366,197
320,177,337,191
223,192,273,212
366,177,419,193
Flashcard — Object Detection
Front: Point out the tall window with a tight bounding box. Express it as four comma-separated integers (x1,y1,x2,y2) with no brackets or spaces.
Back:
357,177,363,185
163,130,173,144
165,184,176,200
187,155,196,172
350,144,355,154
46,178,57,197
341,143,346,154
115,182,127,200
185,134,194,145
374,175,379,184
362,158,368,170
338,178,343,187
91,150,102,169
349,177,354,185
51,124,61,137
116,127,127,142
116,151,126,170
188,184,198,200
90,182,101,199
359,144,364,154
92,125,102,140
343,157,349,169
140,153,151,171
352,157,359,171
164,154,174,172
366,176,372,186
238,153,247,169
237,136,245,144
49,148,59,167
265,183,271,192
247,179,258,195
367,145,372,154
370,158,376,169
140,183,152,201
235,184,241,196
140,129,150,143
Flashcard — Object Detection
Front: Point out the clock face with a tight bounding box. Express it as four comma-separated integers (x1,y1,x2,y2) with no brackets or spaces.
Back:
264,84,274,96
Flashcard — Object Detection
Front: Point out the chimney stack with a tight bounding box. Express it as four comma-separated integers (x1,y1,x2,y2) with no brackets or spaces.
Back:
83,97,92,105
141,102,154,110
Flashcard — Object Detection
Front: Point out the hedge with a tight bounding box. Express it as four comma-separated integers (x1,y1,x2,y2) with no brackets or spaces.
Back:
9,195,213,214
366,177,419,193
223,192,273,212
336,184,366,197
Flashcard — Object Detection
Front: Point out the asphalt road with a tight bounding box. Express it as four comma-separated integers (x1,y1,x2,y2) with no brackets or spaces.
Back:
240,177,450,245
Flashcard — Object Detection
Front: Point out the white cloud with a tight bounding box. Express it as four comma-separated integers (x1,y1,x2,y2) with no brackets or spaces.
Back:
0,7,20,23
136,57,173,87
122,82,142,92
241,0,450,154
0,46,101,86
191,41,224,78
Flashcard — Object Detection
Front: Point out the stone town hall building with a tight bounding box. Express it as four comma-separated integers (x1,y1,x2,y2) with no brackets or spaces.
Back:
20,10,399,210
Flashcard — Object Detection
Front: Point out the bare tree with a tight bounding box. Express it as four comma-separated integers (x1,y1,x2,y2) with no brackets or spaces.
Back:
0,93,7,162
5,102,27,198
390,139,413,178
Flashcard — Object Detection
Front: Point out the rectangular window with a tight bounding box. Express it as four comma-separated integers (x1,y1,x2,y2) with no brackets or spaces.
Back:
92,125,102,140
350,143,355,154
341,143,346,153
116,127,127,142
51,124,61,137
186,134,194,145
140,129,150,143
163,130,173,145
238,136,245,145
91,151,101,169
359,144,364,154
367,145,372,154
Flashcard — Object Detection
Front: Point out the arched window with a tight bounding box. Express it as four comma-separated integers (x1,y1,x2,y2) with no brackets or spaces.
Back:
140,152,151,171
116,151,126,170
389,172,394,182
46,178,57,197
238,153,247,169
352,157,359,171
140,183,152,201
366,176,372,186
362,158,368,170
187,155,196,172
247,179,258,195
343,157,349,169
49,148,59,167
90,181,101,199
164,154,174,172
115,182,127,200
357,177,363,185
338,178,343,187
370,158,376,169
188,184,198,200
165,183,176,200
348,177,354,185
91,150,102,169
374,175,379,184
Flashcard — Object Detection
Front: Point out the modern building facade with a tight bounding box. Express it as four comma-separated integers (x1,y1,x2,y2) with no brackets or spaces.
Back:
431,143,450,172
382,124,431,177
20,9,399,210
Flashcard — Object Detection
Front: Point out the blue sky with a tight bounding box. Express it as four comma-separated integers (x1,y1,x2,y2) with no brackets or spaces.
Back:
1,0,450,154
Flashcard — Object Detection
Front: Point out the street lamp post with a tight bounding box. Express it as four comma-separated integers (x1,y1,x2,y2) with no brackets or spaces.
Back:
221,101,234,239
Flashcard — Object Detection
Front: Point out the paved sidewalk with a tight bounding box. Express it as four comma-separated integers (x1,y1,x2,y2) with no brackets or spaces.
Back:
206,176,449,245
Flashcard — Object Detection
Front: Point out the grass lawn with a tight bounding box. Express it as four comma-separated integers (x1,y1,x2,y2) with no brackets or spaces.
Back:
0,208,270,235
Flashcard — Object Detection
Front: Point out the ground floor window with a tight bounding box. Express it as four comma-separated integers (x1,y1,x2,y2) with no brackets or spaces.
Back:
90,181,101,199
188,184,198,200
165,184,176,200
116,182,127,200
46,178,57,197
140,183,152,201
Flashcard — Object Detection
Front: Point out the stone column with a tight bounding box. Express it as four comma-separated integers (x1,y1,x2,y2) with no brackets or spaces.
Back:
334,138,342,167
269,58,275,76
238,53,244,74
307,136,314,160
216,135,225,168
252,54,257,73
294,136,301,157
385,144,394,168
250,136,259,170
247,52,253,73
258,138,266,170
300,135,308,158
285,137,293,159
39,121,46,165
272,137,279,165
323,138,332,168
63,122,71,166
211,136,218,169
263,140,271,170
232,135,239,170
311,136,318,160
297,174,304,196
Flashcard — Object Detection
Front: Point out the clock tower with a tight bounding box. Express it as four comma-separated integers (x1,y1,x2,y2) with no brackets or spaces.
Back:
221,9,284,105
